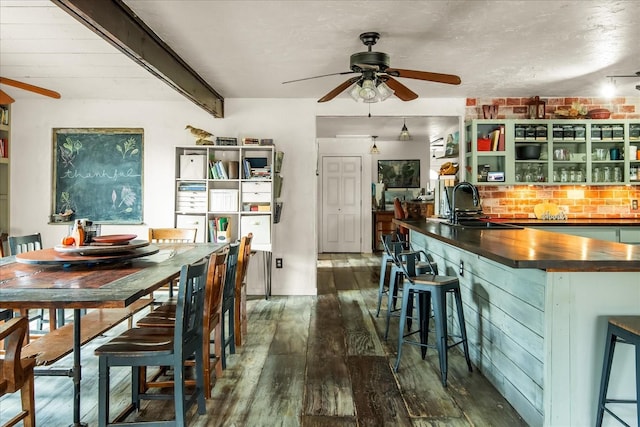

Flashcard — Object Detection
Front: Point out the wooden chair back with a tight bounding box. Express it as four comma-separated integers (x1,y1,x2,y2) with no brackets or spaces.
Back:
206,252,227,326
8,233,42,255
0,316,36,427
393,198,409,243
148,228,197,243
0,232,8,257
234,233,253,347
236,233,253,291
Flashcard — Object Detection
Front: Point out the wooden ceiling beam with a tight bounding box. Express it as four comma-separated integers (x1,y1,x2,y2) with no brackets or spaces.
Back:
52,0,224,117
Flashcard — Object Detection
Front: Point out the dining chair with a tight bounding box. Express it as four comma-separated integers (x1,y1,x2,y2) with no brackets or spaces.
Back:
0,232,8,257
220,242,240,369
94,257,209,426
135,251,227,398
393,198,409,248
234,233,253,347
148,227,198,299
8,233,59,335
0,316,36,427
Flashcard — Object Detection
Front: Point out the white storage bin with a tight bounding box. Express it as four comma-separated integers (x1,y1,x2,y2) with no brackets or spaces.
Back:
241,181,271,193
180,155,207,179
242,191,271,203
209,189,239,212
176,214,206,243
240,215,271,245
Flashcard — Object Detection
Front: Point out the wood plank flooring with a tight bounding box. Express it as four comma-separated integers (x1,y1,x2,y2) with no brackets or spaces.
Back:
0,253,527,426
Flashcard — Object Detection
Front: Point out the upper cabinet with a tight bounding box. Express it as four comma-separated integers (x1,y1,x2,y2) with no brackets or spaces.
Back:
465,119,640,185
0,104,10,237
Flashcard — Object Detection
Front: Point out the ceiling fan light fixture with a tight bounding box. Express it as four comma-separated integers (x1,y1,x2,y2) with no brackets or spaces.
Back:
398,118,411,141
376,81,394,101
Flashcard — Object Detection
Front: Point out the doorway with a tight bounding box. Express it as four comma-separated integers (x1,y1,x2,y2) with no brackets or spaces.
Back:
320,156,362,253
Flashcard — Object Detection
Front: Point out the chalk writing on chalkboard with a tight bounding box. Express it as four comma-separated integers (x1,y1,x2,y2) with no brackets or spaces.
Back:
52,128,144,224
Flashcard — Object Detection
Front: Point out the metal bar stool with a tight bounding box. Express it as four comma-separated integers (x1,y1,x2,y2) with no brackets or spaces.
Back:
376,233,404,317
393,253,472,387
383,243,438,341
596,316,640,427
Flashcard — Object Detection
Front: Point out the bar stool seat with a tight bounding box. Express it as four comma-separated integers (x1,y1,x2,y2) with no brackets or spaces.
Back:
393,253,472,387
596,316,640,427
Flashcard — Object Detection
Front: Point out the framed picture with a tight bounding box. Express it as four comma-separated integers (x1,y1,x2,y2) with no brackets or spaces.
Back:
377,159,420,188
52,128,144,223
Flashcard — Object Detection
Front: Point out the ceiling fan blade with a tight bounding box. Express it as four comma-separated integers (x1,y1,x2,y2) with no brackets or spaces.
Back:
0,77,61,99
0,89,16,104
318,77,360,103
385,68,461,85
282,71,355,84
384,77,418,101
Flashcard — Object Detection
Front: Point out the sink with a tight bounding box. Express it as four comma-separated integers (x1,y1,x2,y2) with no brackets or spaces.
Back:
455,220,523,230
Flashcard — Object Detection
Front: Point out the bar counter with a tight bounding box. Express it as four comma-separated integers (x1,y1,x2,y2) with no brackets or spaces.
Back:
395,218,640,271
394,218,640,427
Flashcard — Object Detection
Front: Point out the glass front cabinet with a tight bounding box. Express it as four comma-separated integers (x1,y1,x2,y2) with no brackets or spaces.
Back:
465,119,640,185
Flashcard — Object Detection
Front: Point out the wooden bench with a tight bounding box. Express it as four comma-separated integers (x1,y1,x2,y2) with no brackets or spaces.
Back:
22,298,154,366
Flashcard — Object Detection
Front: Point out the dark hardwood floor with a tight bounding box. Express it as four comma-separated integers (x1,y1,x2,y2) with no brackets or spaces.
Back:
0,253,527,426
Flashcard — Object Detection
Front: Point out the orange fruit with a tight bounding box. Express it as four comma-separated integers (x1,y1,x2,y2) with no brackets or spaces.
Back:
61,236,75,246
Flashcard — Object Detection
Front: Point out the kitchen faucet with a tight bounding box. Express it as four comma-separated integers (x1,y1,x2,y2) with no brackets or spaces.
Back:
449,182,481,224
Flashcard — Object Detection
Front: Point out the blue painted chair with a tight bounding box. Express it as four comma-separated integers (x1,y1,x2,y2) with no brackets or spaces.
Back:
219,242,240,369
8,233,62,333
94,257,209,426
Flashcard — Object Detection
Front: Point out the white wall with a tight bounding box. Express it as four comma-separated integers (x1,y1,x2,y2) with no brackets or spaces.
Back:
8,96,465,295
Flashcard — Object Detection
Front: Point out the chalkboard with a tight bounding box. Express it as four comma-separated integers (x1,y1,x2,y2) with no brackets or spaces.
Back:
52,128,144,224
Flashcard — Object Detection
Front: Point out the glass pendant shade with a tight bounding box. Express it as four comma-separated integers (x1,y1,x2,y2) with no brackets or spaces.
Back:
399,119,411,141
370,136,380,154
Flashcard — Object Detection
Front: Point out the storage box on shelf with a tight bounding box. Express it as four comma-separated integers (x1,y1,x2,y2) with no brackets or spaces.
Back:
464,119,640,185
175,144,278,249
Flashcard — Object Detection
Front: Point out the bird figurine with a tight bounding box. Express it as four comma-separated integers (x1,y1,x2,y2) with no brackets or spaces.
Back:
185,125,214,145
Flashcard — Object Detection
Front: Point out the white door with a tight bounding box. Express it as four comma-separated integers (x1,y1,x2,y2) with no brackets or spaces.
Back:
321,156,361,252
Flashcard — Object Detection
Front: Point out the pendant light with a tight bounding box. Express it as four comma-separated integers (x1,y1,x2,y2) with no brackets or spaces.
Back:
370,135,380,154
398,118,411,141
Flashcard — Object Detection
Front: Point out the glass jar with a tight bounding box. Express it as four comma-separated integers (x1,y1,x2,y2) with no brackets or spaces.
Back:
593,167,601,182
613,166,622,182
603,166,611,182
560,167,568,183
575,168,584,182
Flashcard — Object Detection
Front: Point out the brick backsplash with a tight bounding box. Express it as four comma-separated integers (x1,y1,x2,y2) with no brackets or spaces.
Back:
466,96,640,120
478,185,640,219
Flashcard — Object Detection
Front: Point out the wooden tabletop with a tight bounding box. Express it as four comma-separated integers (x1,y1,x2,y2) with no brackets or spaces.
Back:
0,242,226,310
396,219,640,271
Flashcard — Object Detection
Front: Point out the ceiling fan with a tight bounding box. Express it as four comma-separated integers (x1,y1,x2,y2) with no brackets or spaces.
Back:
0,77,61,104
282,32,461,103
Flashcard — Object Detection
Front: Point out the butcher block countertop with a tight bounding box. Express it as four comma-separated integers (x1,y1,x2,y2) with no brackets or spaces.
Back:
394,218,640,272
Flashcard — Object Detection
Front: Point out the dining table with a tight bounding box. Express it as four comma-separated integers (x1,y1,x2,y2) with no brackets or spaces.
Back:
0,241,226,427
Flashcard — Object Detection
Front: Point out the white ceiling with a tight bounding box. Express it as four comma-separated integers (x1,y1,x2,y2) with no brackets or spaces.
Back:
1,0,639,140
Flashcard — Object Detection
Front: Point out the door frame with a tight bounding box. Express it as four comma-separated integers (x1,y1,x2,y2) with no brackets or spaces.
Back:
317,138,373,254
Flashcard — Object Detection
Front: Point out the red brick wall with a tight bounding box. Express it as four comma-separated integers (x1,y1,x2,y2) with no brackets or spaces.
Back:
466,97,640,120
466,97,640,219
478,185,640,219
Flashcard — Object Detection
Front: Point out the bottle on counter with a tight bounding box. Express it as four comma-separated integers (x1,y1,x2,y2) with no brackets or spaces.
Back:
72,220,85,246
